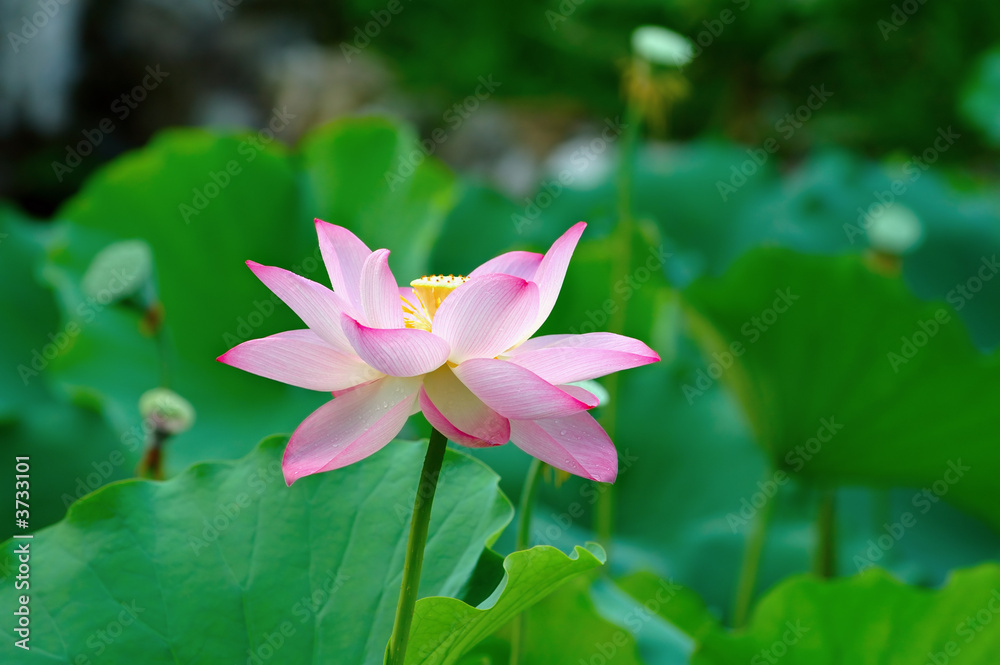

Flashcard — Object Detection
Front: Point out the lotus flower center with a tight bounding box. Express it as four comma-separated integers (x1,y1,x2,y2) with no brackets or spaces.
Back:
403,274,469,330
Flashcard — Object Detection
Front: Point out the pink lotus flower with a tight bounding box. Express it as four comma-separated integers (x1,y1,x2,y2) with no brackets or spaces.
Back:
219,220,659,485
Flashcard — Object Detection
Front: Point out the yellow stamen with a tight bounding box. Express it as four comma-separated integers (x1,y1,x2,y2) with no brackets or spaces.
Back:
408,274,469,320
400,294,433,331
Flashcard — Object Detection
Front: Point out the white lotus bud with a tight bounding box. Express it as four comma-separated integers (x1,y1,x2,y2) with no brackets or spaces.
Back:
632,26,694,67
867,205,923,255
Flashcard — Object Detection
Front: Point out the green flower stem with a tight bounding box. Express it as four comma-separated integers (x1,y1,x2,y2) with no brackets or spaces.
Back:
154,321,171,388
135,429,170,480
615,99,643,228
732,481,775,628
595,99,645,546
816,490,837,578
516,459,545,551
385,428,449,665
509,458,546,665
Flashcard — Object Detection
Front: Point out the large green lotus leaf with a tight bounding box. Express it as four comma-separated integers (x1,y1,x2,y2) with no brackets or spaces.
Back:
615,572,722,646
42,230,326,473
405,543,605,665
43,129,326,472
682,248,1000,530
299,117,457,281
520,577,646,665
699,564,1000,665
55,128,314,364
618,566,1000,664
441,574,693,665
453,637,510,665
727,147,1000,349
0,437,512,664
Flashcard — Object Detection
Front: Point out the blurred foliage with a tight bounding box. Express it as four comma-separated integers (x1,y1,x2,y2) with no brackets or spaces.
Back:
342,0,1000,159
684,249,1000,529
13,119,474,532
4,98,1000,662
961,46,1000,148
618,566,1000,664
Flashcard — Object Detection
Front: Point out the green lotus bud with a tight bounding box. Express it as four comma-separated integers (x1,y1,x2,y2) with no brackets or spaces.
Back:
82,240,153,304
139,388,195,435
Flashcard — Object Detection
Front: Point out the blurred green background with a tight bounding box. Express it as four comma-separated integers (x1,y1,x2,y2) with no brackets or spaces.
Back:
2,0,1000,663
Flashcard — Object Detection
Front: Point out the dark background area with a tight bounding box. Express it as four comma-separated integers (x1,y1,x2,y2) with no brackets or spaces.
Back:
4,0,1000,217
